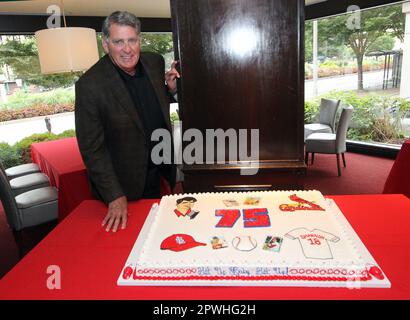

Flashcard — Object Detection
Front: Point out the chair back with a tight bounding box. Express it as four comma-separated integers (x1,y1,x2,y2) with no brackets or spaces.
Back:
319,98,340,132
0,169,21,230
335,105,354,153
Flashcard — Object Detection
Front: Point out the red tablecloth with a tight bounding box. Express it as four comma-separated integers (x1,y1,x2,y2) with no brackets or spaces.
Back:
383,139,410,198
31,137,94,220
30,137,172,220
1,194,409,300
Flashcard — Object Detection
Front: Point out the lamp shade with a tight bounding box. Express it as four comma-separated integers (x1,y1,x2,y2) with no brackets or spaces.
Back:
35,27,99,74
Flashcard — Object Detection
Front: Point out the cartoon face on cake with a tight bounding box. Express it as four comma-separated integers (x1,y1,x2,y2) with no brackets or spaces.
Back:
174,196,200,219
263,236,283,252
243,196,261,205
222,199,239,207
210,236,228,249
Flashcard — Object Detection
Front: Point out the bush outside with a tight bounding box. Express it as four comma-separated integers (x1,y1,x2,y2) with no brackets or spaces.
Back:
0,130,76,168
305,59,386,80
0,88,75,122
0,104,74,122
305,91,410,144
0,88,75,110
0,142,22,168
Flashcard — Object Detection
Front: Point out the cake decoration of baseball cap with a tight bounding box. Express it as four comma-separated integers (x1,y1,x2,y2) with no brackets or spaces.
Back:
160,234,206,252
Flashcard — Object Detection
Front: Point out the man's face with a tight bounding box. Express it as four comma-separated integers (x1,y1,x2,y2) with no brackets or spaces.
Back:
103,23,141,74
176,200,195,214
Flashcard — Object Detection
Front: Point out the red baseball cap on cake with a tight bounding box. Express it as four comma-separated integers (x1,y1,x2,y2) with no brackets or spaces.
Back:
160,234,206,252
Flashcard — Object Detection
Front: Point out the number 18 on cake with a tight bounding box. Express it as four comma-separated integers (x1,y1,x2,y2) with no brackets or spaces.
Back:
117,190,390,287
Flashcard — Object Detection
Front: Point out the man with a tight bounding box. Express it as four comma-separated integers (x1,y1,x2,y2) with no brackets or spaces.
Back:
174,197,199,219
75,11,179,232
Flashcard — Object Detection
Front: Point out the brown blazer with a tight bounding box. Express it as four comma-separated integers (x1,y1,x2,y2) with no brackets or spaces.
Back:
75,53,175,204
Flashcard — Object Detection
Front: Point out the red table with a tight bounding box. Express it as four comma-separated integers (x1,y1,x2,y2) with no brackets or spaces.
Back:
0,194,409,300
383,139,410,198
31,137,94,220
30,137,172,220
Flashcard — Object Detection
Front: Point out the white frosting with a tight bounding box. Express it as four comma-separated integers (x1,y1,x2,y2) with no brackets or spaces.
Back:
133,190,366,279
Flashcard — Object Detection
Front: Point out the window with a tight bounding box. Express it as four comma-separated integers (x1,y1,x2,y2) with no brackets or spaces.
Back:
305,2,410,146
0,32,174,123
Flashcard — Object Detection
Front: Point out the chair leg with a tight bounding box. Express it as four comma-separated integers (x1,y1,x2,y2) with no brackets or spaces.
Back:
311,153,315,165
305,152,308,165
342,153,346,167
336,154,341,176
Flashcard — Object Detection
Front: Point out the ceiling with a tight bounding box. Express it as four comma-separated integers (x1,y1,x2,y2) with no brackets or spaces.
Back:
0,0,326,17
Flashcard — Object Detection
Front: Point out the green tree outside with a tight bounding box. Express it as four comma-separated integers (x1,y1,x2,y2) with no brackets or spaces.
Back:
317,4,404,90
140,33,174,68
0,33,174,91
0,36,81,89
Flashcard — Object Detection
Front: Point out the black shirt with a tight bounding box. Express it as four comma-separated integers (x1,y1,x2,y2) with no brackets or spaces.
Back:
115,61,168,198
116,61,167,145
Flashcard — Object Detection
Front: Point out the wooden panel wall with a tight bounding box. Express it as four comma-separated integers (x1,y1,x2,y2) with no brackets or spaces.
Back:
171,0,306,192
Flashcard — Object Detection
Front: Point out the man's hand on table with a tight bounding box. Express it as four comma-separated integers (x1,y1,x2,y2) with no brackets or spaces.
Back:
102,196,128,232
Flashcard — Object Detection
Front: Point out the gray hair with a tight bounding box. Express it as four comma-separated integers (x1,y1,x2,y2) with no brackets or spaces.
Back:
102,11,141,39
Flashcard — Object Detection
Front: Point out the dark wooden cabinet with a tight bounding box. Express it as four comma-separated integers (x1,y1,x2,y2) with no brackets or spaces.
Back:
171,0,306,192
